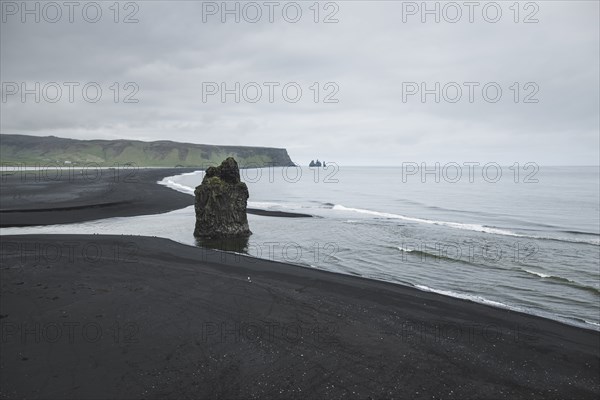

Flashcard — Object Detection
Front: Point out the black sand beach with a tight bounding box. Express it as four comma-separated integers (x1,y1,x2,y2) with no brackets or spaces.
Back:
1,169,599,399
0,168,197,227
0,168,312,227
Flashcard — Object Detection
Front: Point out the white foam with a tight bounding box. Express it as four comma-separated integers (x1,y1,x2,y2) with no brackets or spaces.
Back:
397,246,415,253
548,236,600,246
524,269,551,278
414,284,516,310
157,172,198,196
332,204,522,237
159,179,195,195
584,320,600,328
332,205,599,246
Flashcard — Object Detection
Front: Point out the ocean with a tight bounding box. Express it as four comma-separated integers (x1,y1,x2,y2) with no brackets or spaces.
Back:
3,165,599,330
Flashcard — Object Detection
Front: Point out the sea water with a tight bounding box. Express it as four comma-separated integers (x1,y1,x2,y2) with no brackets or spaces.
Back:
3,166,599,330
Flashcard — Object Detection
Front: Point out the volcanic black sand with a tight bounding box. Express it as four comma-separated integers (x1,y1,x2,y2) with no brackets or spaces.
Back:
0,167,312,227
0,169,598,399
0,168,197,227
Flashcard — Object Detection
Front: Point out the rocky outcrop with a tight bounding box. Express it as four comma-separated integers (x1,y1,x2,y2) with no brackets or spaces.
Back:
193,157,251,238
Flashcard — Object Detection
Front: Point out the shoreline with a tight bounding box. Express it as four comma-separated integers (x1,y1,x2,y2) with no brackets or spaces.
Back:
1,168,599,397
1,234,599,398
0,167,314,227
0,168,197,227
1,168,598,330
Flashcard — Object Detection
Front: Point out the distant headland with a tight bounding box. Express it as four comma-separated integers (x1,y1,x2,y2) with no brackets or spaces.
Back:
0,134,295,168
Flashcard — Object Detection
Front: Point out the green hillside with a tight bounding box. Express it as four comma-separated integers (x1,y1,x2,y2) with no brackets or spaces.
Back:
0,134,295,168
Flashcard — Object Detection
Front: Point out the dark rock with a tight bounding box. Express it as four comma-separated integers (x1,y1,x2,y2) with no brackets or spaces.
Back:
194,157,251,238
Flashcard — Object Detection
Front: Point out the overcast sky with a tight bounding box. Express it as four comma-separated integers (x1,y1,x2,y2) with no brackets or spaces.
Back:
1,0,598,165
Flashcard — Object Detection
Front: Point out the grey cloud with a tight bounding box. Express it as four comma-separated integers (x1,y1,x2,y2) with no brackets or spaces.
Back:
1,0,598,165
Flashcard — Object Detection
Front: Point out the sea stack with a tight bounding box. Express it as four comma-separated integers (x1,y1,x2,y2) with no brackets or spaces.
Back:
193,157,251,238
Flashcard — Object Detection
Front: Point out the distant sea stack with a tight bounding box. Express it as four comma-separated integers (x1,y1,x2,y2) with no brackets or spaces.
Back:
193,157,251,238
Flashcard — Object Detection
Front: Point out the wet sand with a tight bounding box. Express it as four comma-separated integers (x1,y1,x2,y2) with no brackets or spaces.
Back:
0,168,197,227
0,169,598,399
0,168,312,227
1,235,598,399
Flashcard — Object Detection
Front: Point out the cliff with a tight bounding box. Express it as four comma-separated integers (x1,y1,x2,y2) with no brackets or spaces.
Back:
0,134,295,168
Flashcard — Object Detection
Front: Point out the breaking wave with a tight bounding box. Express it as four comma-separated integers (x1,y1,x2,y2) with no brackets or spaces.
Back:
332,204,599,245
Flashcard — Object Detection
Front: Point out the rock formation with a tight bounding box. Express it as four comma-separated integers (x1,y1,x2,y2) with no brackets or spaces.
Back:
194,157,251,238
